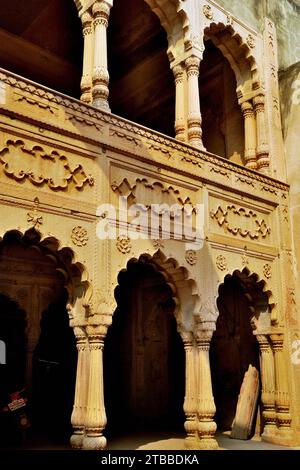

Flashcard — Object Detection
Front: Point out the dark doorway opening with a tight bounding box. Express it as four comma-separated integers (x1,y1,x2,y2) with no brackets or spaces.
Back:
199,40,245,164
108,0,175,136
31,290,77,444
104,260,185,438
0,232,77,448
210,275,260,434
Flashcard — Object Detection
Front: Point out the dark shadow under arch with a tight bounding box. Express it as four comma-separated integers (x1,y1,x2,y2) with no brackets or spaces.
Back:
0,230,78,448
200,39,245,163
0,0,83,96
210,269,271,436
108,0,175,136
104,259,185,437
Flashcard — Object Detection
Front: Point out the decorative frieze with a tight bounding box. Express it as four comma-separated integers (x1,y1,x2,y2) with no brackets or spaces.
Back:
0,140,94,191
210,205,271,240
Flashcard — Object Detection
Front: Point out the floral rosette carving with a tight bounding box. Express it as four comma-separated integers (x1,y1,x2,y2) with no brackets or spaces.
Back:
216,255,227,271
263,264,272,279
185,250,197,266
116,236,132,254
246,34,255,48
71,226,89,247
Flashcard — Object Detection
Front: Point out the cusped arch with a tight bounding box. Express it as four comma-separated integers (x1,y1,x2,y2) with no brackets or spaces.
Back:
144,0,188,60
0,228,91,322
113,250,199,330
218,267,275,333
204,22,259,94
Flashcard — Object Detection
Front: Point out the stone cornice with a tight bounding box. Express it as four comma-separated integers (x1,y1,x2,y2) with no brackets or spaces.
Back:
0,68,289,194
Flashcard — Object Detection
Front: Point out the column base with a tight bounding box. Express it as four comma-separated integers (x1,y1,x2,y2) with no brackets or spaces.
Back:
82,434,107,450
70,430,84,449
261,428,294,447
184,437,200,450
93,100,111,113
196,437,219,450
189,140,206,152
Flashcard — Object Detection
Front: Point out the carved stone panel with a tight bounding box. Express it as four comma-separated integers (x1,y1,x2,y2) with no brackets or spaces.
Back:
0,139,94,192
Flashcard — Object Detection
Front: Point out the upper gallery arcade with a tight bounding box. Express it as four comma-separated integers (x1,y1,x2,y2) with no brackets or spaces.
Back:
0,0,284,177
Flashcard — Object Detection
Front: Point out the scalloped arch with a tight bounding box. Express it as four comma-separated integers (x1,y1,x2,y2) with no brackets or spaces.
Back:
0,227,91,312
218,267,275,332
144,0,188,58
204,22,259,91
113,250,199,329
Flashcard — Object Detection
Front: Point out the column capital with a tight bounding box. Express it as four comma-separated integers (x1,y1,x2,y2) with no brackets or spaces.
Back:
185,56,201,77
256,334,271,351
194,321,215,347
173,63,184,84
81,10,93,34
241,100,254,117
253,93,265,112
92,1,112,26
73,325,87,342
178,326,194,348
270,333,284,351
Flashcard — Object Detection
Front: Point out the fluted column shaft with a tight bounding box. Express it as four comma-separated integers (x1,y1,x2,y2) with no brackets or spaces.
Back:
180,330,198,447
92,1,111,111
256,334,277,439
80,12,94,103
253,94,270,173
270,334,292,436
173,64,186,142
241,101,257,170
195,326,218,450
186,56,204,149
70,327,90,449
82,324,108,450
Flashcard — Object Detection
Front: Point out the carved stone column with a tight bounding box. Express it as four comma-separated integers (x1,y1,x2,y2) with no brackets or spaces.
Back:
253,94,270,173
179,329,198,447
82,324,108,450
185,56,205,149
270,333,293,444
80,11,94,103
91,1,111,111
241,101,257,170
70,326,89,449
195,322,218,450
256,334,277,440
173,64,186,142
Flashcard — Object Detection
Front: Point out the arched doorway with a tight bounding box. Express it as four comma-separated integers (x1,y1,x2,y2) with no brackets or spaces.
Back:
199,39,245,164
32,290,77,444
210,272,264,437
104,259,185,439
108,0,175,136
0,230,78,448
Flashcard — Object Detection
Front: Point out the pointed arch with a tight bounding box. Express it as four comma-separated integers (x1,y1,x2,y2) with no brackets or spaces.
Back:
204,22,259,95
144,0,188,60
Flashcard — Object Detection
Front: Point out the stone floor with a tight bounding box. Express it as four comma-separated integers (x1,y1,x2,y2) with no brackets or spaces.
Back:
2,430,299,451
107,431,300,451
